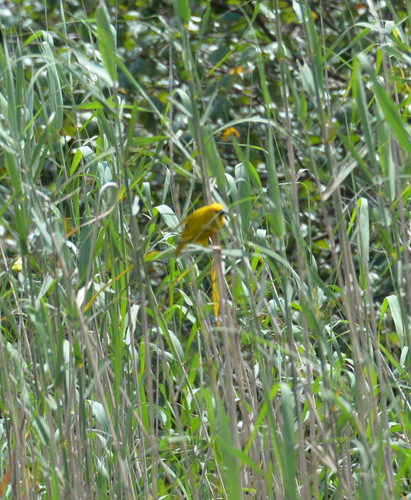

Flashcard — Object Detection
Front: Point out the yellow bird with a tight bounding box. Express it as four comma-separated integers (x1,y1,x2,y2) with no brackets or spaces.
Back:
175,203,226,257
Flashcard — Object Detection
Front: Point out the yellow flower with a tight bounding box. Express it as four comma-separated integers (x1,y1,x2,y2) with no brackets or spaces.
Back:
221,127,240,141
12,257,23,272
229,66,244,76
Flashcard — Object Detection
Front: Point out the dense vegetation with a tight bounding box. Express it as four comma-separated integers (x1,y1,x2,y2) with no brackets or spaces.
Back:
0,0,410,498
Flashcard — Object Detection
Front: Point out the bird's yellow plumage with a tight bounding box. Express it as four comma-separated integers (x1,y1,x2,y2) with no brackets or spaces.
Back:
175,203,225,257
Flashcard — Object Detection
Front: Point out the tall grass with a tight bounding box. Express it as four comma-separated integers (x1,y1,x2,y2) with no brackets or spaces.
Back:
0,1,410,498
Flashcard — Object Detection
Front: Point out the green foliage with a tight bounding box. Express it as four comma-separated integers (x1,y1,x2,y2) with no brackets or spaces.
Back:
0,0,410,498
